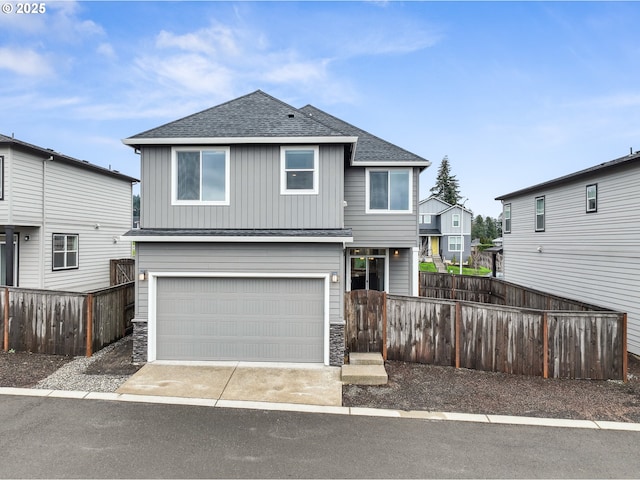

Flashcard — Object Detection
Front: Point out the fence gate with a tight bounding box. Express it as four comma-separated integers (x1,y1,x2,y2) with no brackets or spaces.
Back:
344,290,386,355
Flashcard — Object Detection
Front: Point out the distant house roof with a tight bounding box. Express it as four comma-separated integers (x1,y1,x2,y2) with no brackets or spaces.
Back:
419,195,472,215
496,151,640,200
124,90,356,146
123,90,431,169
0,134,138,183
299,105,430,168
419,227,441,236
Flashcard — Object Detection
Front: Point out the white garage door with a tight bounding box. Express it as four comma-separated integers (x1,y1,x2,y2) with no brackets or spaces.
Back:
155,277,325,362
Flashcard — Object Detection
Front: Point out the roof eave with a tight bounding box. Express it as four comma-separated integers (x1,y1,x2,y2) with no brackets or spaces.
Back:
122,136,358,147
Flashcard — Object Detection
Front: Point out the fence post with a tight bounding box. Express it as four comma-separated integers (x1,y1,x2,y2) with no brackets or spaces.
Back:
543,312,548,379
3,287,8,351
623,313,628,383
85,293,93,357
455,301,461,369
382,292,387,361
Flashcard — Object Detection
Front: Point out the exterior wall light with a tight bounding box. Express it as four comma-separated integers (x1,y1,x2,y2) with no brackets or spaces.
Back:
394,249,399,255
330,272,339,283
138,269,148,281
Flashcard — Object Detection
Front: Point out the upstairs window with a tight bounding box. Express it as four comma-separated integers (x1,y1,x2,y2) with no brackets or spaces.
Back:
452,213,460,227
281,146,318,194
535,196,545,232
419,214,432,224
172,147,230,205
503,203,511,234
586,184,597,213
366,168,411,213
53,234,78,270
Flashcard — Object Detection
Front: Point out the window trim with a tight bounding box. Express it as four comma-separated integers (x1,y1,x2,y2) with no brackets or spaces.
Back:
448,235,462,252
280,146,319,195
52,233,79,271
503,203,511,234
365,168,413,214
586,184,597,213
171,146,230,206
535,196,545,232
452,213,460,228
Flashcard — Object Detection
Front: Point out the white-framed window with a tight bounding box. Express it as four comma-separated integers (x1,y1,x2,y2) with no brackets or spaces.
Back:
53,234,78,270
448,235,461,252
0,155,4,200
586,184,597,213
535,196,545,232
419,214,431,224
452,213,460,227
504,203,511,234
280,146,319,195
172,146,230,205
365,168,412,213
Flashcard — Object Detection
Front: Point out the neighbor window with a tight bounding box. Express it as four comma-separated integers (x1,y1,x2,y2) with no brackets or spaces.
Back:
0,155,3,200
53,234,78,270
535,196,545,232
280,146,318,194
366,169,411,213
419,214,431,224
586,184,597,213
452,213,460,227
504,203,511,234
172,147,230,205
449,236,461,251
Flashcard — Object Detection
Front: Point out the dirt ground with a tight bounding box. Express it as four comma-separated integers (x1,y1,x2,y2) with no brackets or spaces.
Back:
1,338,640,423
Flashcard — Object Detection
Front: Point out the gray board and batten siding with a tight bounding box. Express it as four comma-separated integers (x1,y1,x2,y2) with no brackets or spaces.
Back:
497,153,640,355
140,144,344,230
344,166,420,248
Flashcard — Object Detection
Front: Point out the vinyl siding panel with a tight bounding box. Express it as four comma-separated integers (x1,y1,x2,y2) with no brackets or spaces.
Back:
13,227,41,288
141,145,344,229
41,161,132,291
7,150,43,225
502,165,640,355
136,242,343,324
344,167,419,247
389,248,410,295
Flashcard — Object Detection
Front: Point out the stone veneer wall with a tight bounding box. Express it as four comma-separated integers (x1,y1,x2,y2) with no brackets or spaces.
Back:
132,319,148,364
329,321,345,366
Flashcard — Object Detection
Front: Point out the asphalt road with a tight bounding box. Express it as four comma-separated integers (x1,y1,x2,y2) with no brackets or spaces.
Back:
1,395,639,479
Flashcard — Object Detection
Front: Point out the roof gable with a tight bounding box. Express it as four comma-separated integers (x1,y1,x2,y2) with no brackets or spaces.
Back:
127,90,346,141
418,195,452,213
299,104,430,168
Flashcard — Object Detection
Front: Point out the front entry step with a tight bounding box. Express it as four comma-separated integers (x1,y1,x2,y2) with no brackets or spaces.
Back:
341,352,388,385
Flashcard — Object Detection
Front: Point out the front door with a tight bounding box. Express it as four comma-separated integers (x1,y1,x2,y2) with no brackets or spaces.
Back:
431,237,439,256
348,248,387,291
0,236,18,286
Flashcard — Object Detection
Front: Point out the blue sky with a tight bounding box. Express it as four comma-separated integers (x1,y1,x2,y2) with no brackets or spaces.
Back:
1,1,639,218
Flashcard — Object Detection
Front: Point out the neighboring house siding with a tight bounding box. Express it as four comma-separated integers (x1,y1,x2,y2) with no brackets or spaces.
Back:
135,242,344,322
389,249,410,295
502,166,640,355
14,227,41,288
41,161,132,291
8,149,44,225
344,167,419,247
140,145,344,229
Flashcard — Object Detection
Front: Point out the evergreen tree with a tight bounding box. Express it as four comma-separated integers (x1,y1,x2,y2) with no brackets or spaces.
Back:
430,155,461,205
485,216,497,241
471,215,486,240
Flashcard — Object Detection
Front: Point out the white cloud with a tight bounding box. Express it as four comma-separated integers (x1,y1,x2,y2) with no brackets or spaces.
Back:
156,25,240,56
97,43,117,60
0,47,52,76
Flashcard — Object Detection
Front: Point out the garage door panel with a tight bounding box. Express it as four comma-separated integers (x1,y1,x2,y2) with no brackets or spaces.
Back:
155,277,325,362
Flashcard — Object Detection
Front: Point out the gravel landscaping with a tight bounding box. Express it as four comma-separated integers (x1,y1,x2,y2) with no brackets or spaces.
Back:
1,336,639,423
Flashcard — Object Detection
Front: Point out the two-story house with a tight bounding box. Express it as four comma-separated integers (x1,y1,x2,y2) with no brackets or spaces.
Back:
123,90,430,366
0,134,137,291
418,195,472,264
496,151,640,356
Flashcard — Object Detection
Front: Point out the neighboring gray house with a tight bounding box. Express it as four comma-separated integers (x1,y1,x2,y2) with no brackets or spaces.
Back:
418,195,472,263
0,134,137,291
122,90,430,366
496,151,640,356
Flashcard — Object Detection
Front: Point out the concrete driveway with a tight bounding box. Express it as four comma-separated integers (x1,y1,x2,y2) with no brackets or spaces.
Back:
116,362,343,406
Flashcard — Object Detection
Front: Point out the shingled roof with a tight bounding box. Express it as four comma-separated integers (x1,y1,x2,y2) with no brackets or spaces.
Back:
0,134,138,183
125,90,347,141
299,104,430,168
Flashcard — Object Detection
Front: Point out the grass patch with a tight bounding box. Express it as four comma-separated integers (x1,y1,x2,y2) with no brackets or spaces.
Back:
419,262,437,272
446,265,491,276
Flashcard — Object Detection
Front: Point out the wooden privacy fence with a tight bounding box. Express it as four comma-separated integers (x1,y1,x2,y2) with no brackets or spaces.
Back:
345,290,627,380
0,281,135,357
110,258,135,286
